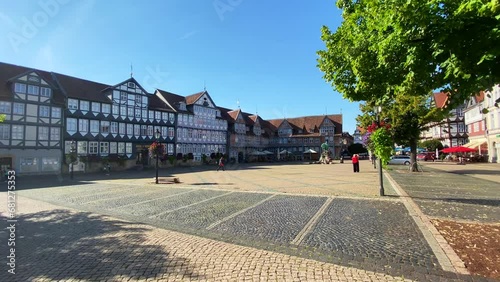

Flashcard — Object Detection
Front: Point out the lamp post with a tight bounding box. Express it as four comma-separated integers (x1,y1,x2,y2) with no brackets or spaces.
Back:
155,129,161,184
374,106,384,196
70,140,76,180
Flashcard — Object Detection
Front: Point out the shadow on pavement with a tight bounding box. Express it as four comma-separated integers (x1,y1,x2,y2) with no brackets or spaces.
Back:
447,169,500,176
0,210,204,281
411,197,500,207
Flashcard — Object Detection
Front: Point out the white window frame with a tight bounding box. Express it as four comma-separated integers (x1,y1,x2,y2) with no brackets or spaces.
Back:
38,126,49,140
109,142,117,154
89,141,99,154
0,124,10,139
90,120,100,133
126,142,133,154
80,100,89,111
79,119,89,133
50,127,60,141
51,107,61,118
13,103,24,115
101,121,110,134
0,101,11,114
67,118,77,131
111,122,118,134
12,125,24,139
27,85,39,95
102,104,111,114
77,141,88,155
100,142,109,155
119,123,126,135
91,102,100,113
127,124,133,135
39,105,50,117
14,83,26,93
118,142,125,155
68,99,78,110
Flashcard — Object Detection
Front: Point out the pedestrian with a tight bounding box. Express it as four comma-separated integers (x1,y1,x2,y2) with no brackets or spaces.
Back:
217,156,225,171
352,154,360,173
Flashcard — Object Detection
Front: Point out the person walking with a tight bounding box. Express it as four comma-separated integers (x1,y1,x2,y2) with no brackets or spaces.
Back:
217,156,225,171
352,154,360,173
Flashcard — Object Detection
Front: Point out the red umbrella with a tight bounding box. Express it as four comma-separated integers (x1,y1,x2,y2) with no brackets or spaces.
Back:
441,146,476,153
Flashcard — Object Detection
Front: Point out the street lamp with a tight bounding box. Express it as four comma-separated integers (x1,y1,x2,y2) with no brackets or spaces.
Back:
155,129,161,184
374,106,384,196
70,140,76,180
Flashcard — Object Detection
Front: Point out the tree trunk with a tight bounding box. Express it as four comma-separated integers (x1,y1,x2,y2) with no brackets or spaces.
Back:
409,139,419,172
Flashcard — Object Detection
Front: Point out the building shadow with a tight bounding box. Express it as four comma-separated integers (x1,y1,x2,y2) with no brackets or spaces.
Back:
0,209,204,281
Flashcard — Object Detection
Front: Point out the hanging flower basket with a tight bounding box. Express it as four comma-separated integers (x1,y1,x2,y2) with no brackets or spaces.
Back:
149,141,164,157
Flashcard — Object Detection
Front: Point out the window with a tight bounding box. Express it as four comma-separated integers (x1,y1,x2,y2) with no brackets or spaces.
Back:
135,95,141,107
0,102,11,114
155,111,161,120
134,124,140,136
51,107,61,118
92,102,100,113
50,127,60,140
89,141,99,154
109,142,117,154
68,99,78,110
90,120,99,133
126,142,132,154
141,125,147,136
142,109,148,119
38,126,49,140
458,123,465,133
0,125,10,139
13,103,24,115
127,124,133,135
20,157,38,173
42,157,59,172
169,113,175,123
149,110,154,120
120,92,127,102
118,142,125,154
79,119,89,133
167,143,174,154
12,125,24,139
66,118,77,131
162,112,168,121
77,141,87,155
120,106,127,116
128,94,135,106
142,96,148,107
40,87,51,97
102,104,110,114
168,127,175,138
80,101,89,111
135,108,141,118
128,107,134,117
101,121,110,134
119,123,125,135
147,125,153,136
39,105,50,117
27,85,39,95
111,122,118,134
100,142,109,154
112,105,119,115
14,83,26,93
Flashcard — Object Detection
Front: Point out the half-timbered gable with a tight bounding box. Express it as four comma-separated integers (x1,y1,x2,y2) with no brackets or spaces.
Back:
156,89,227,162
0,62,65,174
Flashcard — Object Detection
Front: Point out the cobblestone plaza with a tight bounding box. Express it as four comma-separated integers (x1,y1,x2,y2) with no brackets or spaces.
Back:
1,161,498,281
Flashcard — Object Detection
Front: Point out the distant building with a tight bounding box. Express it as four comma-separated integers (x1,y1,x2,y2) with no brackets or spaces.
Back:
420,92,468,147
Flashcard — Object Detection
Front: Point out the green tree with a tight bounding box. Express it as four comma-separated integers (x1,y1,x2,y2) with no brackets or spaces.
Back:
0,114,5,123
419,139,444,152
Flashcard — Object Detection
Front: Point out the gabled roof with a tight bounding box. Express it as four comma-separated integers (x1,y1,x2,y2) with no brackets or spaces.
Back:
433,92,449,108
0,62,65,104
266,114,342,134
155,88,189,113
149,94,175,112
52,72,111,103
227,109,242,121
185,91,205,105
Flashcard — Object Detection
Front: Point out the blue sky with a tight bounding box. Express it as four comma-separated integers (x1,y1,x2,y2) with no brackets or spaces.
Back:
0,0,361,133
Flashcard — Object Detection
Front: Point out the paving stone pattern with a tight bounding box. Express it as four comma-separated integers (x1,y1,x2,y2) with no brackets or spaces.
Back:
387,169,500,223
157,192,270,229
213,195,327,244
302,199,440,270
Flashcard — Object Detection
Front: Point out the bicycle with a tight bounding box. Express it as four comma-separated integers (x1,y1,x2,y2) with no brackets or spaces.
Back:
408,161,423,172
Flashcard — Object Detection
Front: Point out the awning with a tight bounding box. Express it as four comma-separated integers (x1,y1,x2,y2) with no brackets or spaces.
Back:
463,140,487,150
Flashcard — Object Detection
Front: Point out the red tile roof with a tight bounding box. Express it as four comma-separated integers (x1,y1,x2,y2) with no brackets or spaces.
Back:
433,92,449,108
185,91,205,105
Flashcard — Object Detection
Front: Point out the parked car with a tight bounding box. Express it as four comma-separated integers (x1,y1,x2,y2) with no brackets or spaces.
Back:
388,155,411,165
417,152,435,161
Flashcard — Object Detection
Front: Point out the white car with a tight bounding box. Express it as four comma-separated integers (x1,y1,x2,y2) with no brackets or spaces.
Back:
388,155,411,165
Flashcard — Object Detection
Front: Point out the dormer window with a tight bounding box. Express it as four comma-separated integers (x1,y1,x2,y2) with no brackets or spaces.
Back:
128,82,136,89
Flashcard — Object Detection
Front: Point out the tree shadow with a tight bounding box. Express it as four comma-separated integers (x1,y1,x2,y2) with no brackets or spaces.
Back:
448,169,500,176
0,209,204,281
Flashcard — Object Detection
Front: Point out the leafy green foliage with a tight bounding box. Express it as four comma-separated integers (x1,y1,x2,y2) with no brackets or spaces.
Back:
0,114,5,123
419,139,445,152
370,128,393,168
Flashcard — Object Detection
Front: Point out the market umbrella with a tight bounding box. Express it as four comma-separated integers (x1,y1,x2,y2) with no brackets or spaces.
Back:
303,149,317,160
441,146,476,153
262,150,273,155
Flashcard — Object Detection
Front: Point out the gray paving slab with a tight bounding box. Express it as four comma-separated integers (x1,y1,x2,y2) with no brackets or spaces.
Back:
301,198,440,269
212,195,327,243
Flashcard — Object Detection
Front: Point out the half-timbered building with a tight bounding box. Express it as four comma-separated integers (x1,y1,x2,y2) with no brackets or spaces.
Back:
0,62,65,175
